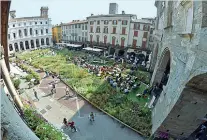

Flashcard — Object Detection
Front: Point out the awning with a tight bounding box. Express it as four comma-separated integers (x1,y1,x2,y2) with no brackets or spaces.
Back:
83,47,103,52
127,49,135,53
66,44,82,48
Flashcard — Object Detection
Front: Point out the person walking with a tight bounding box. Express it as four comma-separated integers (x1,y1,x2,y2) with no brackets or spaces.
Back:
68,121,77,132
33,89,39,101
51,83,56,94
65,86,70,96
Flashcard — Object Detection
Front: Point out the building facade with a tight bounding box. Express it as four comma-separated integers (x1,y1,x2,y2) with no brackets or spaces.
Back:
8,7,52,54
61,20,88,45
150,0,207,139
52,25,62,43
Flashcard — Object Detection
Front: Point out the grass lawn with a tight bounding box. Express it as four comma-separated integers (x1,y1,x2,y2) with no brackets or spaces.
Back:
17,48,152,137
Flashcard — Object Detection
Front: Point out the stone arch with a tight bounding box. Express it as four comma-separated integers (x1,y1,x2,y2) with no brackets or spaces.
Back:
25,41,29,49
41,38,45,45
9,44,13,51
14,43,19,52
46,38,49,45
156,73,207,138
30,40,34,48
36,39,40,47
152,47,171,88
20,42,24,50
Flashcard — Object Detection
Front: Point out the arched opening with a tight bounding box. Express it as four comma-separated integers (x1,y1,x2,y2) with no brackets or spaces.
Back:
157,73,207,138
14,43,19,52
9,44,13,51
25,41,29,49
30,40,34,48
36,39,40,47
112,36,116,46
46,38,49,45
153,48,171,88
121,37,125,48
41,38,45,45
20,42,24,50
118,50,125,57
104,35,107,45
30,28,33,35
96,35,99,44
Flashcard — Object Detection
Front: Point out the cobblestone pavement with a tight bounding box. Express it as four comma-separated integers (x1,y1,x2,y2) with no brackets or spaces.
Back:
12,64,144,140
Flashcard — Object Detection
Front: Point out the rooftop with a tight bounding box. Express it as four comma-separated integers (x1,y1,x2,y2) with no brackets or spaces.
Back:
87,14,136,19
9,16,48,22
61,20,88,25
131,19,153,24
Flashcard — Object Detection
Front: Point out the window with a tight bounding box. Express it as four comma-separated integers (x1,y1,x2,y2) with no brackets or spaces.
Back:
133,39,137,47
134,31,138,37
82,25,84,30
90,21,94,25
35,22,37,25
24,22,26,26
8,34,10,39
96,27,100,33
185,6,193,33
40,22,42,24
104,20,108,25
75,24,77,28
122,20,127,25
143,25,147,30
85,25,87,30
24,29,27,36
19,30,22,37
36,30,38,35
46,29,48,33
13,33,16,39
30,22,32,25
134,23,140,30
13,24,15,27
78,24,81,28
104,27,108,33
90,27,93,32
18,23,21,26
97,20,100,25
121,38,125,47
46,21,47,24
112,27,116,34
30,28,33,35
112,20,117,25
82,37,84,41
122,27,126,34
143,32,148,38
41,29,43,35
79,36,81,41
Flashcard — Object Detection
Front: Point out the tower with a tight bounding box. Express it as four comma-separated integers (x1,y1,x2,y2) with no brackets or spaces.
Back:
40,7,48,18
109,3,118,14
9,10,16,19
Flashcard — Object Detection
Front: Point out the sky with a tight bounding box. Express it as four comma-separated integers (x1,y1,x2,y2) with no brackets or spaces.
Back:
10,0,157,25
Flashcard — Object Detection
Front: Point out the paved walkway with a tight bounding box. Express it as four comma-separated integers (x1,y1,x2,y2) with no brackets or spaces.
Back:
11,63,144,140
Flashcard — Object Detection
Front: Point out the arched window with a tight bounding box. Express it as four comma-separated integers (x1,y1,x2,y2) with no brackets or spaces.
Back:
41,38,45,45
14,43,19,52
20,42,24,50
31,40,34,48
46,29,48,34
41,29,43,35
24,29,27,36
9,44,13,51
19,30,22,37
121,38,125,48
36,39,40,47
46,38,49,45
25,41,29,49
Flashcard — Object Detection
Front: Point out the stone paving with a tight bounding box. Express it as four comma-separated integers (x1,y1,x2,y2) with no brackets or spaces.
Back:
11,64,145,140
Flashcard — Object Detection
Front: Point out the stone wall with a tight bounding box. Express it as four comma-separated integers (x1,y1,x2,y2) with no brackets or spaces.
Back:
1,88,39,140
151,1,207,138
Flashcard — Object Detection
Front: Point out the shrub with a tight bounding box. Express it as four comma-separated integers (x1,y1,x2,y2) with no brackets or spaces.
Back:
25,74,33,82
13,79,21,89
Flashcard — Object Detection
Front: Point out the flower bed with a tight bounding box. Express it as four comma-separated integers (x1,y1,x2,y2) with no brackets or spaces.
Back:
18,49,152,137
22,99,68,140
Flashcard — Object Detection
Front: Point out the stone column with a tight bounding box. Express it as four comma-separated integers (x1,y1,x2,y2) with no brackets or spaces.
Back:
17,42,21,52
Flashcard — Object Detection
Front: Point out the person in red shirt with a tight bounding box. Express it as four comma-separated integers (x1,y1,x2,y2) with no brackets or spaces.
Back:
68,121,77,132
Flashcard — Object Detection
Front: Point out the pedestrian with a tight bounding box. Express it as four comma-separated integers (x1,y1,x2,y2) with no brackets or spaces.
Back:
51,83,56,94
65,86,70,96
33,89,39,101
68,121,77,132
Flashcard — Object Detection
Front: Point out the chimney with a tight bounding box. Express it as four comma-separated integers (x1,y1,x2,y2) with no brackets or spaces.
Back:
10,10,16,19
122,11,125,14
91,13,94,16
